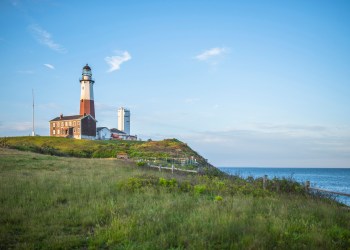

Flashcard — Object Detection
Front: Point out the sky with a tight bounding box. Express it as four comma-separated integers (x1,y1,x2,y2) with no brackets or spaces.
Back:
1,0,350,167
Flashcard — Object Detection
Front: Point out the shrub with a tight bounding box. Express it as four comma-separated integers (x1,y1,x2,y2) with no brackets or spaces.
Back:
159,178,177,188
268,177,305,194
214,195,223,202
137,161,147,167
178,181,193,192
159,178,167,186
126,177,143,191
194,184,207,195
213,179,227,193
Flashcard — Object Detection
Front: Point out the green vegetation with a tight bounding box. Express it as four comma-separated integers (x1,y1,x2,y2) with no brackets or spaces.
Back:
0,136,220,174
0,136,189,158
1,148,349,249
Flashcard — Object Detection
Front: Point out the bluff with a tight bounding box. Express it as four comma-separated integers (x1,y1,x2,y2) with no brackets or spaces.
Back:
0,136,222,175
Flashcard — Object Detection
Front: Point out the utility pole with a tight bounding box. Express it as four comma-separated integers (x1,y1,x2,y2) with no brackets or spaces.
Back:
32,89,35,136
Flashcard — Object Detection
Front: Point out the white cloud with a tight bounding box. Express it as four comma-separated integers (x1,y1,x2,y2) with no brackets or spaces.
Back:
0,121,32,132
179,124,350,167
195,47,227,61
29,24,67,53
44,63,55,69
105,51,131,72
0,120,50,136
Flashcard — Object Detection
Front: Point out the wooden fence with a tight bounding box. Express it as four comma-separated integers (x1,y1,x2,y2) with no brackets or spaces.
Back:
304,180,350,197
142,169,350,198
262,176,350,198
147,164,198,174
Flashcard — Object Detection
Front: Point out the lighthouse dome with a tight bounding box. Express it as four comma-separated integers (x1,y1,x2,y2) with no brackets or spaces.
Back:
83,64,91,70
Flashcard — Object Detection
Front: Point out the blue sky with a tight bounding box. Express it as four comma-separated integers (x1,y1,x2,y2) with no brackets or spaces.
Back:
1,0,349,167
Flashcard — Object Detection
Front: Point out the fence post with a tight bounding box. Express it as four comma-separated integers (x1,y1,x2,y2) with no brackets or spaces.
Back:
276,182,280,192
305,181,310,191
263,175,267,190
172,164,174,174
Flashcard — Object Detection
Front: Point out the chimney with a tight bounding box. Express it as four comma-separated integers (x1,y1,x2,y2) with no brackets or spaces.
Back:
60,113,63,119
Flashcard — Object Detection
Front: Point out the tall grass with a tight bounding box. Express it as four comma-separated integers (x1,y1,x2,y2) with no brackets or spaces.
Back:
0,148,349,249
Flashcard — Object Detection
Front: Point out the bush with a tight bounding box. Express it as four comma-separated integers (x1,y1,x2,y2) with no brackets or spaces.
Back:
137,161,147,167
268,177,305,194
120,175,159,192
194,184,207,195
178,181,193,192
159,178,177,188
214,195,223,202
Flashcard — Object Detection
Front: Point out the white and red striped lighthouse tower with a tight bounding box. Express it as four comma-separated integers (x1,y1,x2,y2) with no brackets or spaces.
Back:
80,64,95,118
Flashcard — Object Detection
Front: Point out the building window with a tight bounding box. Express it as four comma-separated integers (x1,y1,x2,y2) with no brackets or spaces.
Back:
73,128,76,133
69,121,72,126
61,122,64,126
57,129,60,135
53,123,55,127
53,130,55,135
77,121,80,125
65,122,68,126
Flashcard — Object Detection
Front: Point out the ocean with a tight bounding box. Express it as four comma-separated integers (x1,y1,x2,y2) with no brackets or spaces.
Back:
218,167,350,206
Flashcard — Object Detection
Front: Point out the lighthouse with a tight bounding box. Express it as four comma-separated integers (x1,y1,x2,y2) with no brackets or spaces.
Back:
80,64,95,118
49,64,97,140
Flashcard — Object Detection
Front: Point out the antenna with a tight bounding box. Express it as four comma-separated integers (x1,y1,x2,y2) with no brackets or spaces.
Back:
32,89,35,136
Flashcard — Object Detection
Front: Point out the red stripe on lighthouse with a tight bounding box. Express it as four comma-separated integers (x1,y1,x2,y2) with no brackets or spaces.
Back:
80,99,95,118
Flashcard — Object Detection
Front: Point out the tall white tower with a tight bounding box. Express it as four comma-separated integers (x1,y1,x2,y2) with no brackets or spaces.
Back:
80,64,95,118
117,107,130,135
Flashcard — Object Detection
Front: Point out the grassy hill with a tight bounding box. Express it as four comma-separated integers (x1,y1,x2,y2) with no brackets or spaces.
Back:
0,136,220,175
0,148,349,249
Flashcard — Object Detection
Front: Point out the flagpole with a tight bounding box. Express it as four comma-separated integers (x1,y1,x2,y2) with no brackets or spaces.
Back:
32,89,35,136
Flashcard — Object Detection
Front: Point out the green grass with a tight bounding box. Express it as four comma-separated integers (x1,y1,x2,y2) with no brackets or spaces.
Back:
0,136,200,159
0,136,222,175
0,148,349,249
